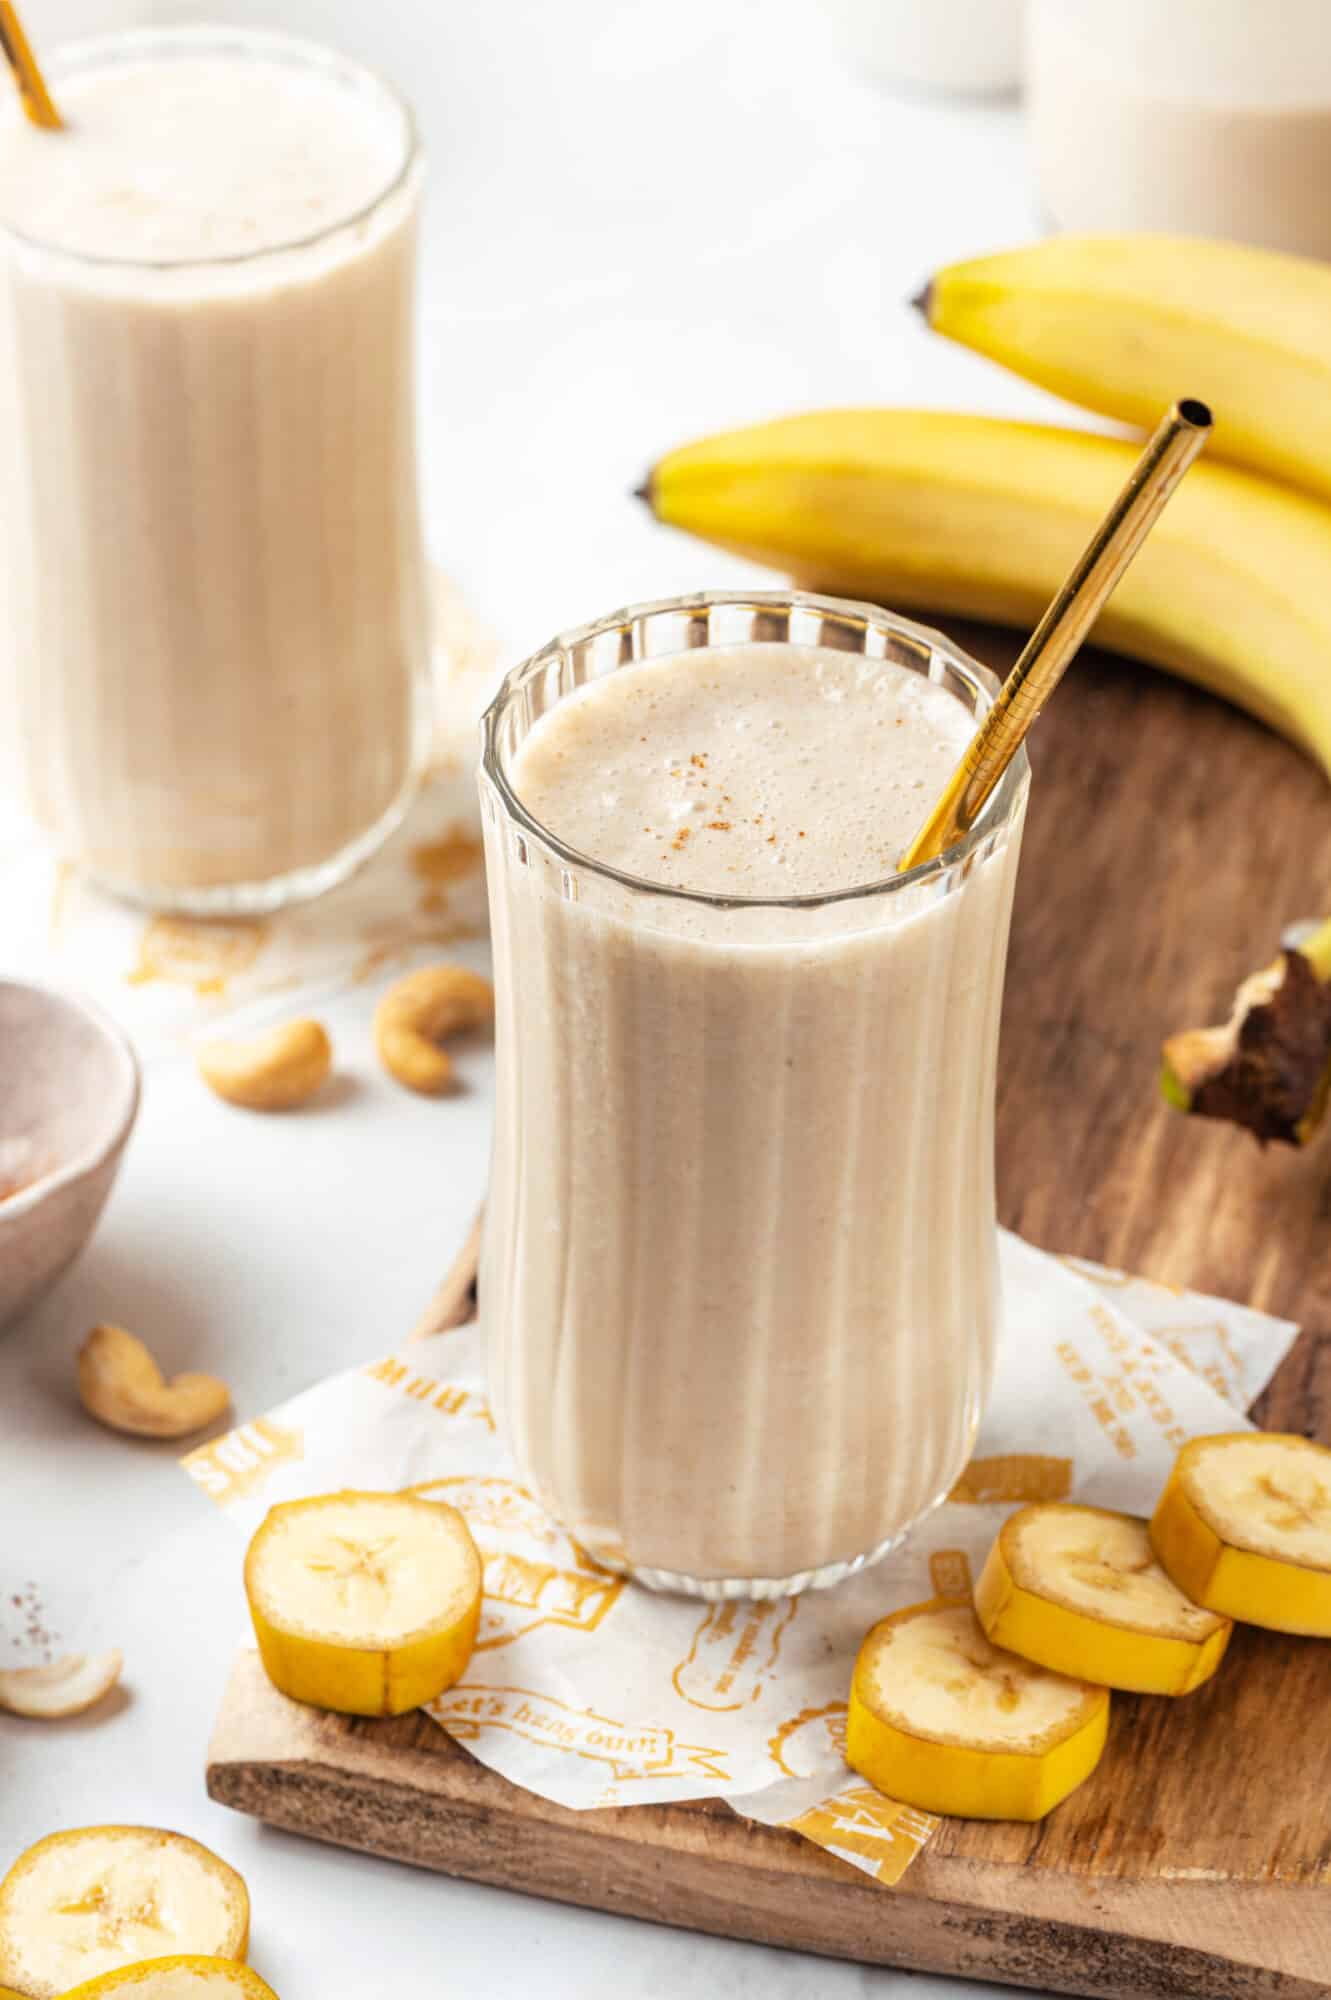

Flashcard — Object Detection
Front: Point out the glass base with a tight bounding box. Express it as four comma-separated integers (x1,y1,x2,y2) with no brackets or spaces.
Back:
80,757,426,918
590,1523,914,1603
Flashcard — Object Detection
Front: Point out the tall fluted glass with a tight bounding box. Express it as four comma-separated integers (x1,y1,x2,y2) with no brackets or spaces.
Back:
479,592,1029,1599
0,28,429,912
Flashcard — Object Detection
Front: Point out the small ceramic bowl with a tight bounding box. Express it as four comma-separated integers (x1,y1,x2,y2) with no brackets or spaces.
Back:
0,979,140,1331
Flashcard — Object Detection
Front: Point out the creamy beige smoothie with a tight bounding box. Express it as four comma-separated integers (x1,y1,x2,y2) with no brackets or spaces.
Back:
480,597,1028,1596
0,30,428,908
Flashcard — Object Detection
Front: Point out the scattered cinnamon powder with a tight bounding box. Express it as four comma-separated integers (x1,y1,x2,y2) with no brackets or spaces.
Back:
707,821,732,832
9,1582,55,1661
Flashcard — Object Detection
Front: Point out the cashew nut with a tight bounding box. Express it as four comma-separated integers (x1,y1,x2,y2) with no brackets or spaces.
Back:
0,1651,122,1719
374,965,494,1095
196,1017,332,1110
78,1324,231,1439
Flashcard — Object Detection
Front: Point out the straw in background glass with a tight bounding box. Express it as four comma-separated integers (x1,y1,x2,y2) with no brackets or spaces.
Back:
0,0,61,129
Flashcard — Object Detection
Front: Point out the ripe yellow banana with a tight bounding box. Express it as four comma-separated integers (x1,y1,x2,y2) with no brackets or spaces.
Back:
846,1599,1109,1821
918,234,1331,505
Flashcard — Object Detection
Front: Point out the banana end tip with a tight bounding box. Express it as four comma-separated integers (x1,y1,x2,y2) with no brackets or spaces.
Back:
909,278,933,321
633,473,656,510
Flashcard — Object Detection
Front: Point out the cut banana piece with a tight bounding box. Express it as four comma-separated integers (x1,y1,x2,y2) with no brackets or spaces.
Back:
846,1600,1109,1821
1151,1433,1331,1635
975,1504,1230,1695
0,1650,123,1719
0,1827,249,2000
61,1959,278,1999
244,1490,482,1716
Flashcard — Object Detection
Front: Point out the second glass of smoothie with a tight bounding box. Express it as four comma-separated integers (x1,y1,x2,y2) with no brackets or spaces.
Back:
0,28,430,911
480,591,1029,1599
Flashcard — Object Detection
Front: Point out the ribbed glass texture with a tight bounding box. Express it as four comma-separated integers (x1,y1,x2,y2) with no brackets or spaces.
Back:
479,591,1028,1598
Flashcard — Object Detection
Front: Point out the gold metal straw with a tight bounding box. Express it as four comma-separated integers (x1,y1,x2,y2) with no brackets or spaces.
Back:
0,0,61,129
901,397,1212,871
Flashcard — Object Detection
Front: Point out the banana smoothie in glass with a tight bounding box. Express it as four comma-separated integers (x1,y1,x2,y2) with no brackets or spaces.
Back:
0,29,429,910
480,593,1029,1598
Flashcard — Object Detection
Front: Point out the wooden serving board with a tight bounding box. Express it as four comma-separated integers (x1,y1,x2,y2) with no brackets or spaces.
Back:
208,631,1331,1998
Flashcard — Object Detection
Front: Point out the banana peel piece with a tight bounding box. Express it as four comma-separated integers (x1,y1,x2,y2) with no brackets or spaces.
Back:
0,1827,249,1999
244,1490,482,1716
1151,1433,1331,1635
1160,917,1331,1145
846,1599,1109,1821
61,1959,278,1999
975,1504,1230,1695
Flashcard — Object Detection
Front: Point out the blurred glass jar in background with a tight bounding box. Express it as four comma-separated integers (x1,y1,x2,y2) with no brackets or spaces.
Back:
1028,0,1331,257
828,0,1024,97
0,28,431,913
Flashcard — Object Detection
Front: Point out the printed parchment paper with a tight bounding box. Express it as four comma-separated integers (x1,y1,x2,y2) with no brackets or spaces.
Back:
184,1232,1296,1889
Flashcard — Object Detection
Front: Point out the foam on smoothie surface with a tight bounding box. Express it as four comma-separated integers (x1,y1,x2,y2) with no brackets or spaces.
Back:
511,642,976,896
0,55,404,260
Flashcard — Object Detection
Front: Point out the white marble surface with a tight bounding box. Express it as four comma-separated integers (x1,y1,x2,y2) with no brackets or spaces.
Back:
0,4,1086,1994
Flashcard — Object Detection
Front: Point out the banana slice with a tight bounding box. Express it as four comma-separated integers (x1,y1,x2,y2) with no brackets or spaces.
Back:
244,1489,482,1716
975,1504,1230,1695
1151,1433,1331,1635
0,1827,249,2000
61,1959,278,1998
0,1650,123,1719
847,1600,1109,1821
